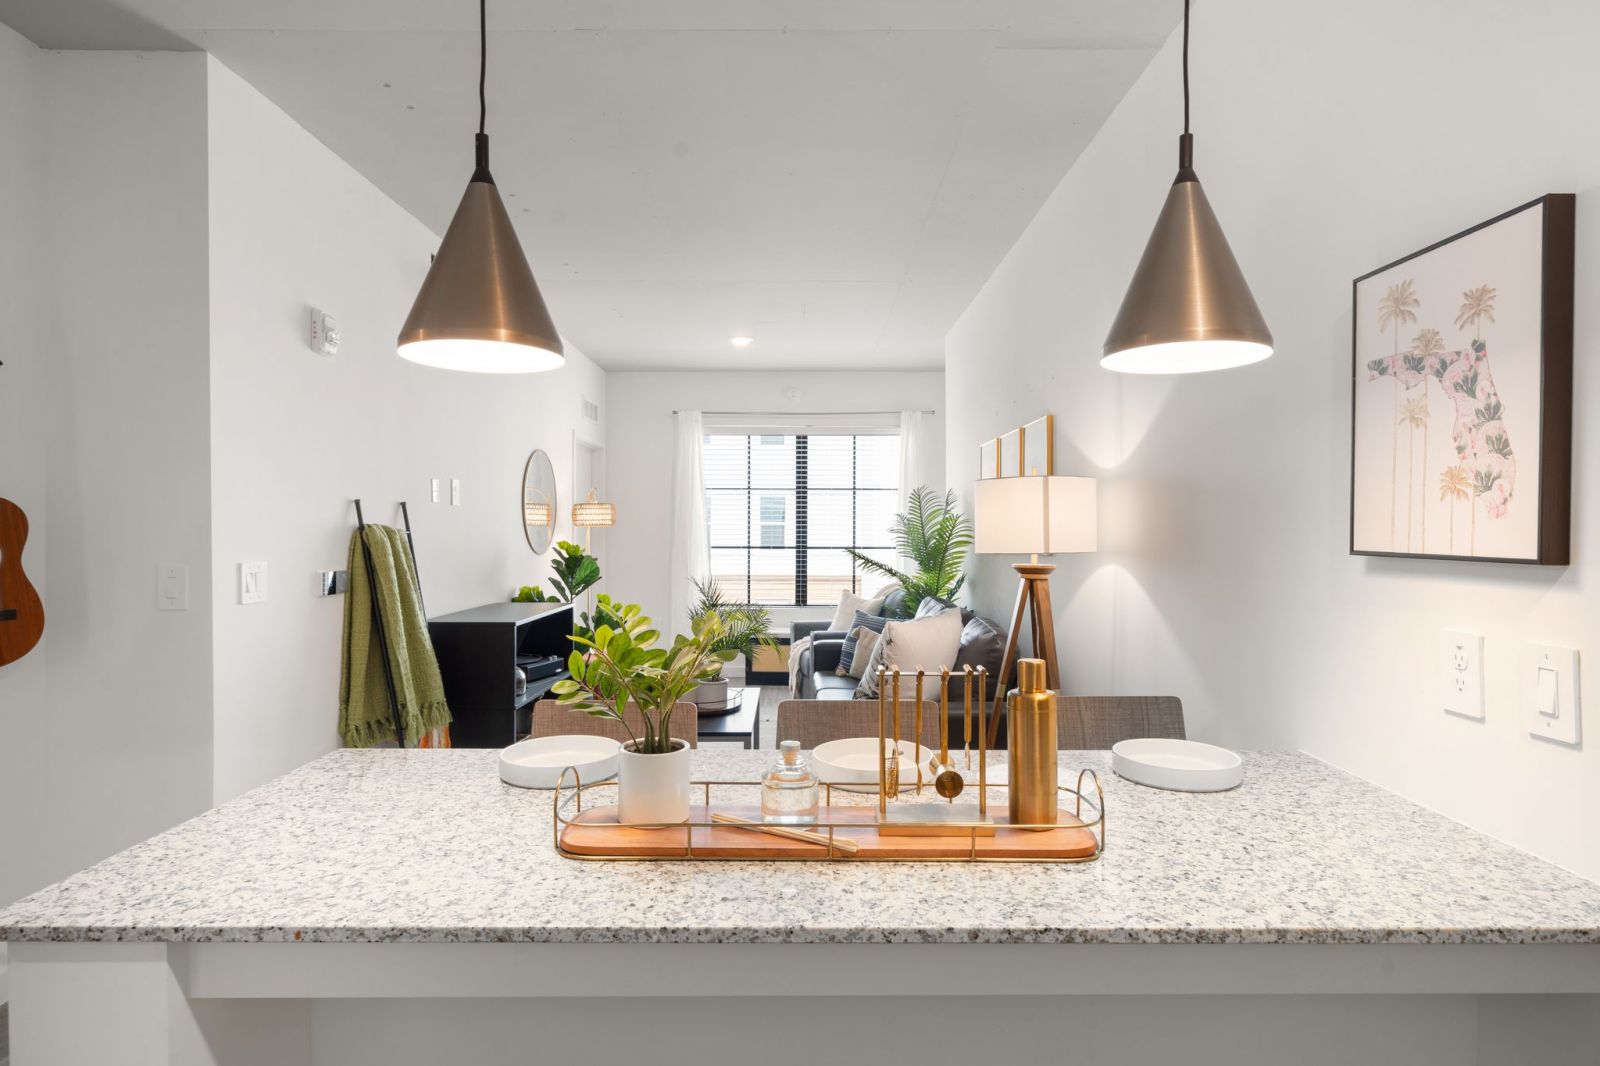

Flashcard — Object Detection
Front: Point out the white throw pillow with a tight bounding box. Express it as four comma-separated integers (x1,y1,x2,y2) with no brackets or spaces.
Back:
854,610,963,697
827,590,885,632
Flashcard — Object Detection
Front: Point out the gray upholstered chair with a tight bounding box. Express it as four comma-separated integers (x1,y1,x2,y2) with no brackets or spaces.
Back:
774,699,947,751
1056,696,1185,749
530,699,700,748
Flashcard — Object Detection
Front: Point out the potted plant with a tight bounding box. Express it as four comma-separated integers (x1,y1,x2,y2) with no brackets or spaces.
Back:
686,578,777,711
551,601,733,824
845,486,974,617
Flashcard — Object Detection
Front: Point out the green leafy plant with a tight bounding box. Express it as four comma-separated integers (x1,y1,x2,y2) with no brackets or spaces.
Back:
512,541,601,605
845,486,974,618
689,578,776,675
551,604,734,754
547,540,601,602
577,592,628,641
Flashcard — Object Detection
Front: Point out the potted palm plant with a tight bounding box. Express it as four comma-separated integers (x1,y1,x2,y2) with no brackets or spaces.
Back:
686,578,777,712
846,486,974,617
551,602,733,824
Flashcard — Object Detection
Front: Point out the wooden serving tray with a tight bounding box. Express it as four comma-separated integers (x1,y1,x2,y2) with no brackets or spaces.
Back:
559,804,1098,860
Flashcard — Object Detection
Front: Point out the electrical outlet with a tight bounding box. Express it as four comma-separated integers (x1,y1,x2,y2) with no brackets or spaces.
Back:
1440,630,1484,720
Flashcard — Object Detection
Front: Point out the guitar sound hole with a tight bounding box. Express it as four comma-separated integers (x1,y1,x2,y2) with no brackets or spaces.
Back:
0,610,16,621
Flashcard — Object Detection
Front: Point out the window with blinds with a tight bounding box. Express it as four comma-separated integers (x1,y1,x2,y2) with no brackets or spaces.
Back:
704,432,900,606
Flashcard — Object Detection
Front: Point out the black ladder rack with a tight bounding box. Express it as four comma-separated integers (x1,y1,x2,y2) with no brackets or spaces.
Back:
353,499,426,746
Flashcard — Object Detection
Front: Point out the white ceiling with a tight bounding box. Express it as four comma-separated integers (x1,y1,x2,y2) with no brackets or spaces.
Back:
1,1,1177,370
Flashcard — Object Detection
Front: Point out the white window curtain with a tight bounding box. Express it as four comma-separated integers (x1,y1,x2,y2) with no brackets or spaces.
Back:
896,409,926,571
668,410,711,637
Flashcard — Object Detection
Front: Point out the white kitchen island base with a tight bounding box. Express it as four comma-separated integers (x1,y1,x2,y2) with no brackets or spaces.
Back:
7,750,1600,1066
13,941,1600,1065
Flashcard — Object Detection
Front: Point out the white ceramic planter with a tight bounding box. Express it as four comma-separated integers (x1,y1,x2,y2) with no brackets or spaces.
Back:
617,739,692,824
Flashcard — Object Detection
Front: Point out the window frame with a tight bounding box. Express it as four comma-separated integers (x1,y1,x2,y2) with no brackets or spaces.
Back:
704,431,898,607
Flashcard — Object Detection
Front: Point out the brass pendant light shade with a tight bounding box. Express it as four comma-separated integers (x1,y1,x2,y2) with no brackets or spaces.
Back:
396,0,564,374
1101,0,1272,375
397,160,564,374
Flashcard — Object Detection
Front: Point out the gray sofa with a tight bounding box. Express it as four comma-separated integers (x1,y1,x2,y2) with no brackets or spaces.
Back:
790,588,1007,743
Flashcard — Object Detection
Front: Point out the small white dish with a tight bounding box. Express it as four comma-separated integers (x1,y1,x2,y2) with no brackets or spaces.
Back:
1111,738,1243,793
499,735,621,790
812,737,934,794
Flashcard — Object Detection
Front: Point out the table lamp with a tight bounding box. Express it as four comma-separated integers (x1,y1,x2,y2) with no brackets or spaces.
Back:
974,475,1097,747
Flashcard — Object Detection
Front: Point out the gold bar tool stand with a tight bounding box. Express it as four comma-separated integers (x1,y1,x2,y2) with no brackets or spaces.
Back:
878,665,994,837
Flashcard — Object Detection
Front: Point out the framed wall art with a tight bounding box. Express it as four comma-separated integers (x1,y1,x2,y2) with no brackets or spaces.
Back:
998,428,1022,478
1350,194,1573,564
978,437,999,480
1021,415,1053,477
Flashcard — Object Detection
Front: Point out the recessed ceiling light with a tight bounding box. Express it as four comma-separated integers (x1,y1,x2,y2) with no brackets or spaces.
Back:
729,336,755,348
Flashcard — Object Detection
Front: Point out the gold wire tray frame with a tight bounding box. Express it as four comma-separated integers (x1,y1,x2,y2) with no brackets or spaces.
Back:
551,771,1104,863
550,665,1104,863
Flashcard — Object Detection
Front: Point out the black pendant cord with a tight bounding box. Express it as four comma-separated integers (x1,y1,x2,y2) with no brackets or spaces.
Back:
472,0,494,182
1175,0,1196,181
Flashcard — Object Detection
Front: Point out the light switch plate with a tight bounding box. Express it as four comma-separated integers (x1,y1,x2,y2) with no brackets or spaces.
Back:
1440,630,1485,720
157,564,188,611
450,478,461,506
1524,643,1580,746
430,478,441,503
239,561,268,605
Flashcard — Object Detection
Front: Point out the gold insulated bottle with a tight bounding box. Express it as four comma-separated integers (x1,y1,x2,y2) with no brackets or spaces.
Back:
1007,658,1058,829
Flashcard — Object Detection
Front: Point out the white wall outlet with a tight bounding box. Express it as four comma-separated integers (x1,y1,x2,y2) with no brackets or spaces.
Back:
239,561,268,605
450,478,461,506
308,307,339,356
1439,630,1484,720
157,564,188,611
430,478,441,504
1524,643,1580,747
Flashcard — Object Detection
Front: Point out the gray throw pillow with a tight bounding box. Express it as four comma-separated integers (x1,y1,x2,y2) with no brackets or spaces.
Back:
835,611,888,675
953,615,1004,678
843,626,882,680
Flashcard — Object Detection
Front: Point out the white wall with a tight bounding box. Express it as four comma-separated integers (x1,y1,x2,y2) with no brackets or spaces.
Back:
946,0,1600,879
206,59,607,801
605,371,944,631
0,43,215,905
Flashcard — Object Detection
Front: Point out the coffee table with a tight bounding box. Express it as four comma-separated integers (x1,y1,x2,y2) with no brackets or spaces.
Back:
696,686,760,749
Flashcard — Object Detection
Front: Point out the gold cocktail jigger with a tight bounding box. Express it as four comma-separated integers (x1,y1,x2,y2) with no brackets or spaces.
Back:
927,667,963,799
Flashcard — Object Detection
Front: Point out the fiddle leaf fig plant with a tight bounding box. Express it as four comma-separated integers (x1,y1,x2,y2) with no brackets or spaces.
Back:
551,603,734,754
547,540,601,603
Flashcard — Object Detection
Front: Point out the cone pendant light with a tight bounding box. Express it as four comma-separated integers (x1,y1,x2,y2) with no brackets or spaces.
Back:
1101,0,1272,374
397,0,564,374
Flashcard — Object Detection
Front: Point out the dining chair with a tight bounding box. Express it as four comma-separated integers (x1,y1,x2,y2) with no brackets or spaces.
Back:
1057,696,1185,749
774,699,946,750
530,699,700,748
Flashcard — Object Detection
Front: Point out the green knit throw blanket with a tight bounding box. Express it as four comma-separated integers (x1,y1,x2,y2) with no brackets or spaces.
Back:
339,525,451,748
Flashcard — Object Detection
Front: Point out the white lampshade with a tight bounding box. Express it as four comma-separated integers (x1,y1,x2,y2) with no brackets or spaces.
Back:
974,476,1097,556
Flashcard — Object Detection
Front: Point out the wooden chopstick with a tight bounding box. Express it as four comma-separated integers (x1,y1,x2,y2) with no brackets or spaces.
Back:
710,812,860,854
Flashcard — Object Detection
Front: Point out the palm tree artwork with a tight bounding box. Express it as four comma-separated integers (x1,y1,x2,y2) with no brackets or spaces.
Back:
1375,280,1419,548
1399,396,1429,551
1409,328,1444,550
1455,285,1497,340
1439,464,1471,555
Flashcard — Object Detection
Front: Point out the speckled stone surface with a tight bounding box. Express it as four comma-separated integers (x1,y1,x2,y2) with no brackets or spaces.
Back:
3,748,1599,945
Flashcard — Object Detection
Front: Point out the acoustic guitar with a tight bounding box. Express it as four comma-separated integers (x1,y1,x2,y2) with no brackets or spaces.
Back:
0,498,45,667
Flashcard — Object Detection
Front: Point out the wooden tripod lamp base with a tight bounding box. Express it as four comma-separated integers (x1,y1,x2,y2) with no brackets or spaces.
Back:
972,474,1097,750
986,560,1060,750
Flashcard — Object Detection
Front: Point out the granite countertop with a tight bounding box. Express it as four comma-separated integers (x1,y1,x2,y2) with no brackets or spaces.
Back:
3,748,1599,945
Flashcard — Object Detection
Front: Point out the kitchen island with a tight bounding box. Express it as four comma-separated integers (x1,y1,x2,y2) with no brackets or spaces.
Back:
4,748,1599,1064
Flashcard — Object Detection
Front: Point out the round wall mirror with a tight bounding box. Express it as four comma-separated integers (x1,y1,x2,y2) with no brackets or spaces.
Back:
521,449,558,553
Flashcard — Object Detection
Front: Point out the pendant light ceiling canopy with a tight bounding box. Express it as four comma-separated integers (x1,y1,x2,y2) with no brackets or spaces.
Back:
1101,0,1272,375
397,0,563,374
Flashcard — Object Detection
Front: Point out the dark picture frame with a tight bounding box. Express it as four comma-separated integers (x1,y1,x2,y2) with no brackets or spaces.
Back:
1350,194,1573,565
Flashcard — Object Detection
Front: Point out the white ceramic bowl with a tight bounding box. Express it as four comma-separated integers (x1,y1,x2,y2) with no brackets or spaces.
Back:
1111,737,1243,792
812,737,934,794
499,735,621,790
